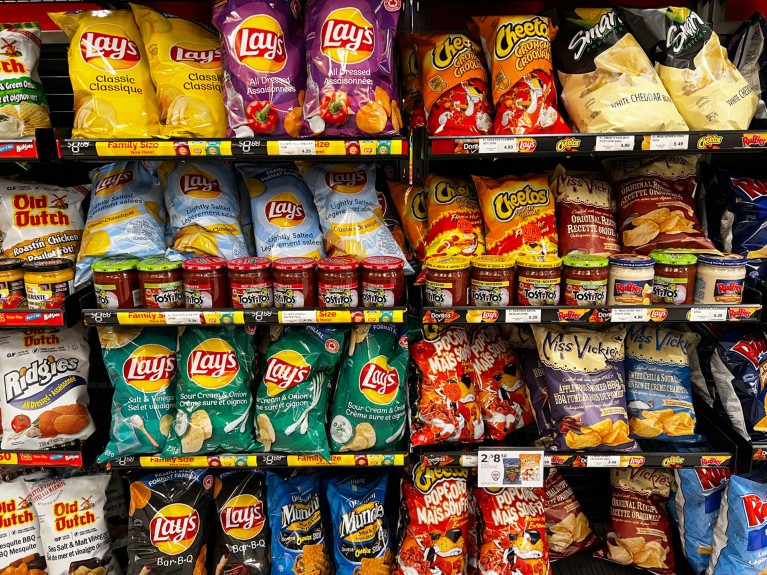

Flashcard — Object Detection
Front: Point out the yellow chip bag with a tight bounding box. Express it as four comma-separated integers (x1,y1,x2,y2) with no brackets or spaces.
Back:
131,4,226,138
48,9,161,138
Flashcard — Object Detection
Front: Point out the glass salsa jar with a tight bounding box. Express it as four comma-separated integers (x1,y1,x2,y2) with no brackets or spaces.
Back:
361,256,405,308
273,257,317,308
93,257,140,309
650,251,698,304
0,258,25,308
562,254,609,306
470,255,515,306
137,257,184,309
23,258,74,309
515,254,562,306
227,257,273,308
608,254,655,305
425,256,470,307
318,256,360,308
183,257,229,309
693,253,747,304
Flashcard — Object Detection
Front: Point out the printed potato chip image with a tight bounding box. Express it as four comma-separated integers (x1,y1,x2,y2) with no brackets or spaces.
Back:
545,469,600,559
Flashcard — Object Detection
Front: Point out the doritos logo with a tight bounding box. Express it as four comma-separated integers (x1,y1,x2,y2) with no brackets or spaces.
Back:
220,494,265,540
80,27,140,71
179,170,221,198
494,17,548,60
234,15,287,73
123,344,176,393
492,185,549,222
325,166,367,193
263,349,310,395
170,42,221,68
359,355,399,405
95,169,133,195
150,503,200,555
321,8,375,65
187,339,239,389
265,193,306,227
732,176,767,201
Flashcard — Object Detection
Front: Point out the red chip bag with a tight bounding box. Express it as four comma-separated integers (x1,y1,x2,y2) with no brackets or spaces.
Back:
470,326,534,441
474,486,550,575
424,174,486,261
545,469,600,560
410,326,484,446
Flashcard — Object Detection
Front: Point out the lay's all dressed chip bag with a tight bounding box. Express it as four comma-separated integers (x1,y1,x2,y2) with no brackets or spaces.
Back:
131,4,226,138
49,10,161,138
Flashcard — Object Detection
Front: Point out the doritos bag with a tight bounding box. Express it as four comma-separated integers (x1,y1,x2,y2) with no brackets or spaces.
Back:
0,476,47,574
213,0,304,138
77,161,166,286
545,469,599,560
553,8,687,133
473,173,557,258
388,181,427,261
48,10,161,138
713,168,767,257
618,7,758,131
97,327,177,462
423,174,485,261
472,15,568,135
132,4,226,138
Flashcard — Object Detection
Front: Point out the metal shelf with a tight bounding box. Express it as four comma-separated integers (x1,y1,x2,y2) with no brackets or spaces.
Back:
105,452,407,469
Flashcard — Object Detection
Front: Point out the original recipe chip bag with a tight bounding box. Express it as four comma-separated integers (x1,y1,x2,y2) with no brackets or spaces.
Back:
545,469,599,559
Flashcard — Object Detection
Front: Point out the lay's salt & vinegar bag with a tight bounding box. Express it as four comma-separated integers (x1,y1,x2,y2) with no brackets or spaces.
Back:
49,10,161,138
131,4,226,138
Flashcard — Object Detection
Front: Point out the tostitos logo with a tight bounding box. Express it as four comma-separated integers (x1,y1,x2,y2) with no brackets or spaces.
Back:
265,193,306,227
359,355,399,405
179,169,222,199
95,169,133,195
150,503,199,555
123,344,176,393
263,350,310,395
80,25,141,71
321,8,375,64
187,339,239,389
170,42,221,69
234,15,287,73
325,166,367,193
220,494,265,540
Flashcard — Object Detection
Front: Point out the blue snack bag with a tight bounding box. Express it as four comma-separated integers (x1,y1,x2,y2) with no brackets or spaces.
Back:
715,168,767,257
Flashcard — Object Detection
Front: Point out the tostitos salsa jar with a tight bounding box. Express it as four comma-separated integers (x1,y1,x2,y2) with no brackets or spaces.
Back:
515,254,561,306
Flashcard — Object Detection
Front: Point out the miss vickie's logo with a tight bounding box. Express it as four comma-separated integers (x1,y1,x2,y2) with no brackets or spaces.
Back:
540,331,622,363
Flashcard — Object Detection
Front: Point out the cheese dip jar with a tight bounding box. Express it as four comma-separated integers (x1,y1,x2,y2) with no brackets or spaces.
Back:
23,258,74,309
607,255,654,305
693,253,747,304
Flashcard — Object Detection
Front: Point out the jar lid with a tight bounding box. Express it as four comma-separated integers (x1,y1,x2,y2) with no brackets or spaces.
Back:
227,256,271,271
471,255,516,270
92,256,140,273
137,257,183,272
362,256,405,271
608,254,655,268
426,256,471,271
697,253,747,267
516,254,562,269
649,251,698,266
23,258,74,273
273,257,316,271
318,256,360,272
0,257,24,271
182,257,228,271
562,254,609,268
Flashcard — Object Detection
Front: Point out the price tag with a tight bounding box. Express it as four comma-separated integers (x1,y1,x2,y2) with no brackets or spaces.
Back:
649,134,689,151
165,311,202,325
479,138,518,154
477,449,545,488
586,455,621,468
277,140,316,156
505,309,541,323
611,308,649,322
595,135,634,152
461,454,479,467
278,310,317,324
689,307,728,322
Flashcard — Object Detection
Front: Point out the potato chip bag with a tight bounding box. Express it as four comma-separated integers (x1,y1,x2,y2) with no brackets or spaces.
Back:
713,168,767,257
545,469,599,560
97,327,177,462
49,9,161,138
76,161,166,287
213,0,304,138
0,476,47,575
553,8,687,133
619,7,757,131
0,23,51,138
595,468,675,575
388,181,427,261
236,164,325,260
531,325,636,452
509,325,553,438
473,173,557,258
160,161,249,260
131,4,226,138
472,15,568,135
304,0,400,137
163,326,257,456
0,177,87,261
423,174,485,261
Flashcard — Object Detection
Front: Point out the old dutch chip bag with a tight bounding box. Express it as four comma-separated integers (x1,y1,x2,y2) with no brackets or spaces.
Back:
0,477,47,575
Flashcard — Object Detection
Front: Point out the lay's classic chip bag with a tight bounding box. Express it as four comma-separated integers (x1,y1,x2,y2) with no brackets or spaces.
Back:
423,174,485,261
131,4,226,138
160,161,249,260
76,161,166,287
49,10,161,138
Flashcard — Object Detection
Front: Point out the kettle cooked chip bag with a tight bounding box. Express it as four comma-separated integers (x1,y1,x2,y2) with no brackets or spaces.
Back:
388,181,427,261
131,4,226,138
472,15,568,135
0,477,47,575
545,469,599,560
49,9,161,138
509,325,553,437
304,0,400,137
97,326,177,462
553,8,687,133
164,326,257,456
213,0,304,138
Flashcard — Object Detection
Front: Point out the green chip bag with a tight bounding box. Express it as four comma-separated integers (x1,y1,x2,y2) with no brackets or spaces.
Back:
255,326,347,459
163,326,257,456
97,327,177,463
329,324,408,452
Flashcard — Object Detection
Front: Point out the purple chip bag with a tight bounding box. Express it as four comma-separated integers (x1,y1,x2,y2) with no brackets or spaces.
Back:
509,325,553,438
531,325,637,452
213,0,305,138
304,0,401,136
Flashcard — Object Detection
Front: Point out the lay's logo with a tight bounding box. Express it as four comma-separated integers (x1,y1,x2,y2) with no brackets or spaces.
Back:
325,166,367,193
234,15,287,73
150,503,200,555
265,193,306,227
220,494,265,540
187,339,239,389
359,356,399,405
80,26,140,71
123,344,176,393
179,170,221,199
263,350,310,395
170,42,221,69
321,8,375,64
95,170,133,195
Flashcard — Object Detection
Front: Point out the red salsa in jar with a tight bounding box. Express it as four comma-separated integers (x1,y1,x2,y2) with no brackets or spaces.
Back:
318,256,360,308
361,256,405,308
228,257,273,308
183,257,229,308
93,257,140,309
138,257,184,309
273,257,317,308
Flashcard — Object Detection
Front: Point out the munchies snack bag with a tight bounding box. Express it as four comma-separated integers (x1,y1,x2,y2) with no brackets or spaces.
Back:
49,9,161,138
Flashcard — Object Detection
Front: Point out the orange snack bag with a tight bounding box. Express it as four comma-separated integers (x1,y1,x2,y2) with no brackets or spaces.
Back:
388,181,427,261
